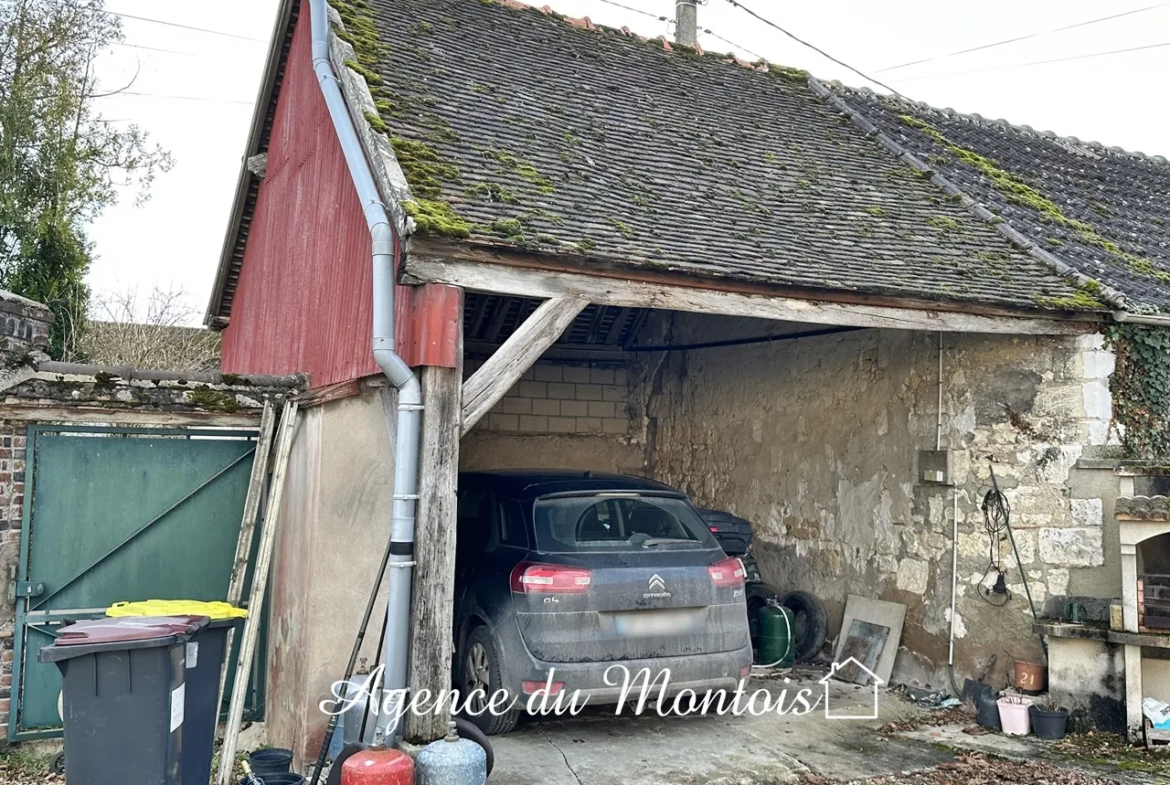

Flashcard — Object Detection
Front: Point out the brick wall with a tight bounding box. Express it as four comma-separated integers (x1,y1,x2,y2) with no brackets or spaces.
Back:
474,361,631,437
0,422,27,743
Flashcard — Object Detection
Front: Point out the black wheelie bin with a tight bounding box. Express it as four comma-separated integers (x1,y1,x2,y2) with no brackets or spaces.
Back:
39,615,209,785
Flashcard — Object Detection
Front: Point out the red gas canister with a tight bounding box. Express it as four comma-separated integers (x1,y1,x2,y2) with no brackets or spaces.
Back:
340,744,414,785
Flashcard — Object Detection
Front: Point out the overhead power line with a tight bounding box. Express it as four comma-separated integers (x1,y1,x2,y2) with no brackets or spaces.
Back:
593,0,666,21
892,39,1170,83
720,0,902,95
107,11,266,43
877,2,1170,73
702,28,765,61
101,90,253,105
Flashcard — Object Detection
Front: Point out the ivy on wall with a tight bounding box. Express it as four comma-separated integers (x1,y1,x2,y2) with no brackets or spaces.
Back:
1104,323,1170,460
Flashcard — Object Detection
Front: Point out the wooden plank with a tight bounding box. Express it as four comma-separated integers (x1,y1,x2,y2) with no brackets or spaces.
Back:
293,378,362,408
405,255,1092,336
216,400,300,785
214,401,278,725
404,363,463,743
0,404,264,427
461,296,588,435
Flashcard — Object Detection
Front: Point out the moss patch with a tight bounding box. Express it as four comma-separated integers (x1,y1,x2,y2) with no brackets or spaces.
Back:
490,217,524,238
865,205,887,217
187,386,241,413
607,218,634,238
391,137,460,199
765,64,809,83
488,149,554,194
927,215,961,232
363,110,388,134
465,182,518,203
1033,279,1105,310
403,199,471,238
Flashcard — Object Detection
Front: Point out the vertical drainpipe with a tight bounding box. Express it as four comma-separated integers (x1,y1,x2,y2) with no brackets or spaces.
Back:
308,0,421,739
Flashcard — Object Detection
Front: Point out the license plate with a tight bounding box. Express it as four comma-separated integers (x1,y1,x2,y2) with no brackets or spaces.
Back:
614,609,698,637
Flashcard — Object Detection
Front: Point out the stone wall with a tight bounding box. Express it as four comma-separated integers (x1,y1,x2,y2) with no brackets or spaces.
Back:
0,290,51,353
644,315,1118,688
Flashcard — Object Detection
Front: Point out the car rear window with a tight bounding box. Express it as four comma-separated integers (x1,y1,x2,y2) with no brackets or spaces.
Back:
533,494,716,553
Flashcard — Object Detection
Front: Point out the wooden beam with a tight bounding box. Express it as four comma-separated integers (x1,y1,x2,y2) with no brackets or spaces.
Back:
406,255,1093,337
0,404,265,427
404,363,463,743
461,296,589,435
292,378,362,408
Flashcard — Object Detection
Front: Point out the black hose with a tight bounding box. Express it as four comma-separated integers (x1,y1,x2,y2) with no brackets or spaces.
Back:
357,606,390,743
308,533,394,785
454,716,495,777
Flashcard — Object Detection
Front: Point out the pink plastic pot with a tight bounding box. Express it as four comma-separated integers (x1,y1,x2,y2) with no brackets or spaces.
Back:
997,697,1034,735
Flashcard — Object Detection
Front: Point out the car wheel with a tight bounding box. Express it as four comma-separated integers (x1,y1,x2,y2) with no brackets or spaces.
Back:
745,583,780,655
459,626,521,735
780,590,828,660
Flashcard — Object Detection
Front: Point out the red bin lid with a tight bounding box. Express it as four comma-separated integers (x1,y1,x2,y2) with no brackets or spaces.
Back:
56,615,209,645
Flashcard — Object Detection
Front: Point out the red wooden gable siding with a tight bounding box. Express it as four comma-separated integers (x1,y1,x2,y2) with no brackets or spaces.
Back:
221,13,460,388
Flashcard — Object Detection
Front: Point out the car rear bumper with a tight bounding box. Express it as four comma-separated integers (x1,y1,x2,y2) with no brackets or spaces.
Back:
513,644,753,705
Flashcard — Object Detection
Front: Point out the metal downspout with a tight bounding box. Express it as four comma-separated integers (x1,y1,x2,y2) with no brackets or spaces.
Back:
309,0,421,740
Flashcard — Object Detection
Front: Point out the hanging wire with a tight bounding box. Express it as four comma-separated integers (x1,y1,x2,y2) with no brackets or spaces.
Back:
720,0,903,95
979,479,1012,607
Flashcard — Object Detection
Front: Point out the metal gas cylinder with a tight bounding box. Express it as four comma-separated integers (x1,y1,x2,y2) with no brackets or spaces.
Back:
415,722,487,785
758,600,794,668
340,733,413,785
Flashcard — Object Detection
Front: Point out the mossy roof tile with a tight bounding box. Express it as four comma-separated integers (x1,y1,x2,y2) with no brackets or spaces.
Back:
838,88,1170,312
357,0,1099,312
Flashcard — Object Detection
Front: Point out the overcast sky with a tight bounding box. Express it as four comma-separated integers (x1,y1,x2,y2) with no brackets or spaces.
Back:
88,0,1170,324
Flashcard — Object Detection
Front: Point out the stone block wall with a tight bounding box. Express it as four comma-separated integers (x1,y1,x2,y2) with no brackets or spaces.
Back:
644,317,1118,688
0,290,51,353
461,359,645,475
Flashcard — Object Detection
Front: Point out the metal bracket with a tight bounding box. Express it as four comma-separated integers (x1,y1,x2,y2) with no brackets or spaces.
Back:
15,581,45,598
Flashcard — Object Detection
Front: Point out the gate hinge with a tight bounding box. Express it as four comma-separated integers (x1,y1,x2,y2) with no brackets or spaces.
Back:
14,580,45,598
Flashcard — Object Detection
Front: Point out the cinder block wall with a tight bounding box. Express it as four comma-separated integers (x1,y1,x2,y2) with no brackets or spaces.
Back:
461,360,645,475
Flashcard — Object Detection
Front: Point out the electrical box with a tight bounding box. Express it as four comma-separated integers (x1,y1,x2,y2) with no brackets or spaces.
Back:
919,449,953,485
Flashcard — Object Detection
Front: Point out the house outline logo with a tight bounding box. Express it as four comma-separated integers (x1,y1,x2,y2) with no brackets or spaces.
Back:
818,657,884,720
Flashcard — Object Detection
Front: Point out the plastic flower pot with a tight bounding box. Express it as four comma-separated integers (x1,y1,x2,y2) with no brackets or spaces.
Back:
248,748,294,778
976,692,1002,730
1030,705,1069,740
997,697,1033,735
260,775,305,785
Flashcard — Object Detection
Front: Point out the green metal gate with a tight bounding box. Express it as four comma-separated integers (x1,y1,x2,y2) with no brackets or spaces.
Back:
9,425,266,741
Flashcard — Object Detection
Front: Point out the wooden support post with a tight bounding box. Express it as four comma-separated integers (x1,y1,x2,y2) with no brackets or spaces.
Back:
461,296,588,435
405,296,464,744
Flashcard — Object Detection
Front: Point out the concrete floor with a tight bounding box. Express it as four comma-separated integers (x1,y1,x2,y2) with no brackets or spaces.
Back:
490,674,952,784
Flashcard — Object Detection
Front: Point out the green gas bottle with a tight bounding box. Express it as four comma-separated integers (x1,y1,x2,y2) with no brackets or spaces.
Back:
757,600,795,668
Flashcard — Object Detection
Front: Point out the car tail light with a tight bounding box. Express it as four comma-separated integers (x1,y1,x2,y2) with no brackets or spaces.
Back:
510,562,593,594
740,665,752,678
522,679,565,695
708,556,745,588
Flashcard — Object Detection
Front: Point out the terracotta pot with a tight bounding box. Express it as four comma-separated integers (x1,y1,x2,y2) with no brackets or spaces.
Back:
1012,660,1047,694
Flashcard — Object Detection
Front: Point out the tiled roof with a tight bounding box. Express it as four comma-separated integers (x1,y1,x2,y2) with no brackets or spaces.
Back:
835,88,1170,312
358,0,1099,313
